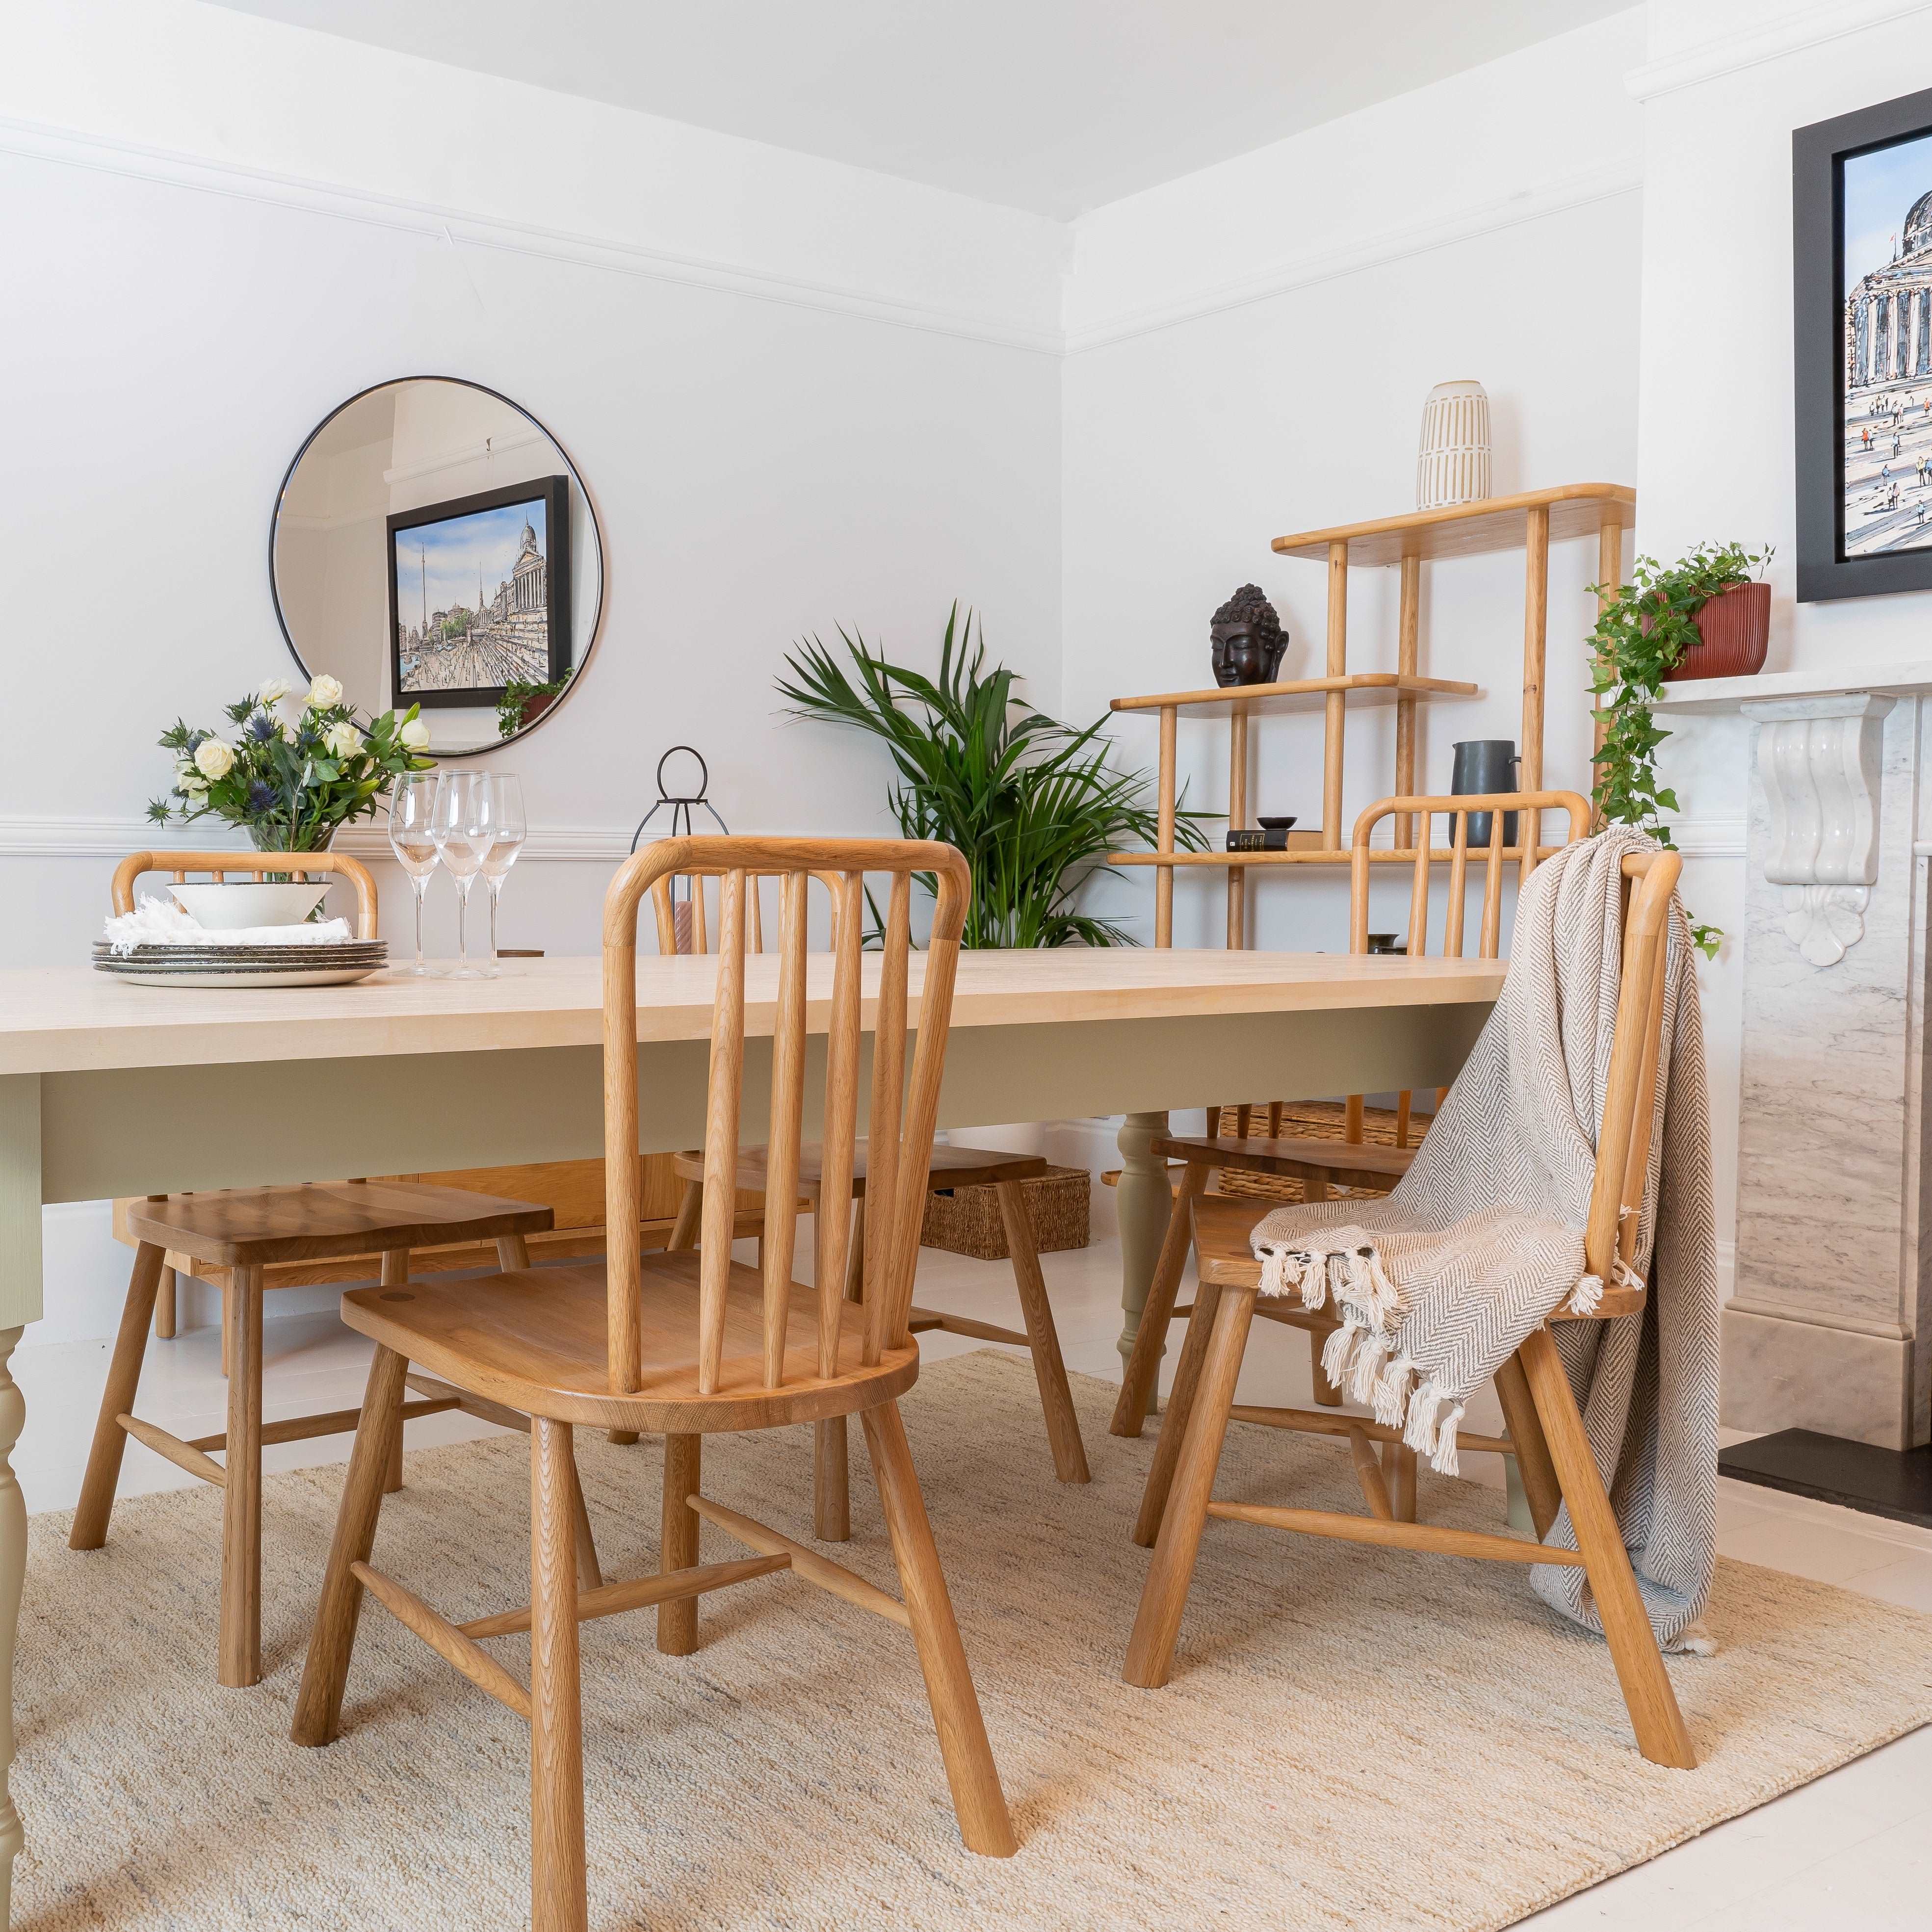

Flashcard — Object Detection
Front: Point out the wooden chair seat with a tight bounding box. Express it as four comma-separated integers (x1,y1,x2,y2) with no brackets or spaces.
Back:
340,1250,918,1435
124,1180,553,1270
1154,1132,1412,1196
671,1141,1047,1197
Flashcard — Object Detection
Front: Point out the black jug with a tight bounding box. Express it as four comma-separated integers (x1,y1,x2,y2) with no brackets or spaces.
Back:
1451,740,1520,849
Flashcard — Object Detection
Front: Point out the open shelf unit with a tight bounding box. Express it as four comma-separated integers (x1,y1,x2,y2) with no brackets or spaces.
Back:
1110,482,1632,946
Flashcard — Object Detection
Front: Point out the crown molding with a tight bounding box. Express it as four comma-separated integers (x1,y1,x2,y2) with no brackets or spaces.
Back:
1063,159,1642,355
0,113,1062,359
1626,0,1932,103
0,815,638,863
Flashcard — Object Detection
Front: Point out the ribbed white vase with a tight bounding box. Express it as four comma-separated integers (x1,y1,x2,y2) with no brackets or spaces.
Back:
1416,379,1491,510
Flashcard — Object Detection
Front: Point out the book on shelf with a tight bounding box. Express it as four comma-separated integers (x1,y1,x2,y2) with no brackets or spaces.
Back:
1226,828,1290,852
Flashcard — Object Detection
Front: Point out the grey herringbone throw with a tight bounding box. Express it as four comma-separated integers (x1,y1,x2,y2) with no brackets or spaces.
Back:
1249,828,1718,1644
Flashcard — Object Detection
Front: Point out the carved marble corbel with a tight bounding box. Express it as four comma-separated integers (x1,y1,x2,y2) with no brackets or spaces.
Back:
1743,693,1894,967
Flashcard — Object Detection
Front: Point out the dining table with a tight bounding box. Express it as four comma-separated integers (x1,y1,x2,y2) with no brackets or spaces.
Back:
0,945,1504,1917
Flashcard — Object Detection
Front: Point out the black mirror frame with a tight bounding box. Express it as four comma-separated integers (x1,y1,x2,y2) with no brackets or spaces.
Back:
268,374,606,755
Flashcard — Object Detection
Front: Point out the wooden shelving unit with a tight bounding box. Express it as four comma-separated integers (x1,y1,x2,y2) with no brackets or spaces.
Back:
1111,482,1633,946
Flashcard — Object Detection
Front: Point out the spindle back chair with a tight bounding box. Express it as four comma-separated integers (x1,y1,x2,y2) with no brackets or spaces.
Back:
293,837,1013,1932
111,847,378,937
1122,848,1697,1772
654,858,1089,1517
1113,791,1592,1508
77,850,552,1689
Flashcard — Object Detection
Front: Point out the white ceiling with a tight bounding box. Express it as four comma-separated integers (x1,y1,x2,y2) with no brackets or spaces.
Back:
207,0,1627,220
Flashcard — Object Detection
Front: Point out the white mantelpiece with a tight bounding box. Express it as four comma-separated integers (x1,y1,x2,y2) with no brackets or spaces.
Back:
1656,667,1932,1450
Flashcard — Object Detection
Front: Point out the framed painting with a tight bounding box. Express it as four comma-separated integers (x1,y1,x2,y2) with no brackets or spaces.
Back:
1796,86,1932,602
387,475,573,708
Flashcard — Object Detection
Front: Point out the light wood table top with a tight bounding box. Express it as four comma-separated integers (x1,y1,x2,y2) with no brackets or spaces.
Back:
0,951,1506,1076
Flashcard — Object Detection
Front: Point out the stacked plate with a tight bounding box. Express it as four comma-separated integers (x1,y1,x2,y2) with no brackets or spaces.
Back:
93,939,389,989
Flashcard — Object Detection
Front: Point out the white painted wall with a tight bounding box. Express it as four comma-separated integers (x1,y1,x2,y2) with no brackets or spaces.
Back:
1058,11,1648,956
0,0,1066,973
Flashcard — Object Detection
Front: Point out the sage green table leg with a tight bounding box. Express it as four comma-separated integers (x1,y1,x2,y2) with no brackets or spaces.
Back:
0,1075,42,1924
1115,1111,1173,1399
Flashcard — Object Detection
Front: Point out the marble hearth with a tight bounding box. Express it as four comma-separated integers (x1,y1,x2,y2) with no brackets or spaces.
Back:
1657,662,1932,1452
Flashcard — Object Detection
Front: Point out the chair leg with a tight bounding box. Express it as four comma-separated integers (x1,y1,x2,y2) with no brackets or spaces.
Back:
1123,1287,1256,1689
70,1241,166,1551
381,1252,409,1494
530,1417,588,1932
1132,1280,1222,1548
657,1433,702,1655
992,1180,1089,1483
1383,1441,1418,1522
291,1345,408,1746
1517,1328,1697,1770
1310,1326,1343,1408
218,1264,265,1689
810,1202,852,1541
220,1278,232,1379
1493,1354,1562,1539
564,1436,603,1592
1111,1163,1205,1438
154,1265,177,1340
862,1400,1016,1857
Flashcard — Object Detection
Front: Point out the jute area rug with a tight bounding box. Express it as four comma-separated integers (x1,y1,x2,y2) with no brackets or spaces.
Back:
14,1352,1932,1931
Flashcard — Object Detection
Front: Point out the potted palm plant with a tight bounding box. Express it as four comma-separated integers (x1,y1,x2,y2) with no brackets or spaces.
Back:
778,606,1210,945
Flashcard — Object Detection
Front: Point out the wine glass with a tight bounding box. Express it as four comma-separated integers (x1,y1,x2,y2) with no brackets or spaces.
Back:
388,771,442,977
431,770,495,980
476,774,526,977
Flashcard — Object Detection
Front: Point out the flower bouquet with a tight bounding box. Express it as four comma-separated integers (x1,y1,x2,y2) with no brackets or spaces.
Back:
147,675,435,854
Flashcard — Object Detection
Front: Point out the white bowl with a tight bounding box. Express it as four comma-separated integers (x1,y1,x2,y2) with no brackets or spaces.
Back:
169,881,331,929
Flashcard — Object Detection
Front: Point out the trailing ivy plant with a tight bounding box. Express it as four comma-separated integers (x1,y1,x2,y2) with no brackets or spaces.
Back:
777,604,1212,947
1586,540,1771,960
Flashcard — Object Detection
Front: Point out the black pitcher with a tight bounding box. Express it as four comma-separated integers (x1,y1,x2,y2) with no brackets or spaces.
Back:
1451,740,1520,849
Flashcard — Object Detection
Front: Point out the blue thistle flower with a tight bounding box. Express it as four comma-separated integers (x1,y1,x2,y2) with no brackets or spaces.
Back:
246,780,277,815
245,712,279,743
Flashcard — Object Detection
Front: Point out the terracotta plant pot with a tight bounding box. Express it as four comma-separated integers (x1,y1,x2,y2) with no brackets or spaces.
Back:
1663,580,1770,681
518,690,557,726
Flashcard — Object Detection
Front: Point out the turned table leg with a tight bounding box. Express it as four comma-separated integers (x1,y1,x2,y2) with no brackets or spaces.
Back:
0,1075,42,1923
1115,1112,1173,1392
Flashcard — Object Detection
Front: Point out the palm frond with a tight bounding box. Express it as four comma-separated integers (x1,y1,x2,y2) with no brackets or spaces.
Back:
779,604,1213,947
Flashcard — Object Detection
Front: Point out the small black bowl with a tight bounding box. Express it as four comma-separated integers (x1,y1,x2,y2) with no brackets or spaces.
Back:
1255,815,1298,831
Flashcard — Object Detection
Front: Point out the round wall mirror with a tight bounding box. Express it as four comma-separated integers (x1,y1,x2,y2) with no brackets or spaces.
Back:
270,376,604,756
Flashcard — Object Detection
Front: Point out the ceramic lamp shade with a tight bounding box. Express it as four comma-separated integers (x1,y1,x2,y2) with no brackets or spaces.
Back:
1416,379,1492,510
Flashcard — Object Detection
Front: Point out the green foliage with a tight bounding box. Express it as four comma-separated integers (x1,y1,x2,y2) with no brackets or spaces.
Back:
777,605,1211,947
1587,540,1770,960
497,668,573,740
148,682,434,851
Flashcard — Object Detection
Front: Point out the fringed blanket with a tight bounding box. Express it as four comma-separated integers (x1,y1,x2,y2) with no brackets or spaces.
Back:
1249,829,1719,1645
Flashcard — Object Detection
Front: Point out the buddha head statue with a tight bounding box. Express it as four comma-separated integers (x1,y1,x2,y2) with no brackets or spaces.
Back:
1209,584,1287,688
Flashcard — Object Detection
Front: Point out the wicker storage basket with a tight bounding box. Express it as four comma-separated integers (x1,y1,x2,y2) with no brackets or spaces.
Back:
920,1163,1091,1260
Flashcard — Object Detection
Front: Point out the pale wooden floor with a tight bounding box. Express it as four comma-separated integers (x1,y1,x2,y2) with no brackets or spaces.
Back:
14,1228,1931,1930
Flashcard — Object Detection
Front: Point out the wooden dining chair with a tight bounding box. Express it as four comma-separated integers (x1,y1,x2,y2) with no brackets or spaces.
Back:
1110,790,1592,1520
652,865,1088,1541
1121,847,1697,1771
73,850,557,1689
292,837,1015,1932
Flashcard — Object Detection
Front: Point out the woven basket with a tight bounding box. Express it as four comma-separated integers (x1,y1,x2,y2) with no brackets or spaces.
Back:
920,1164,1091,1260
1208,1100,1422,1205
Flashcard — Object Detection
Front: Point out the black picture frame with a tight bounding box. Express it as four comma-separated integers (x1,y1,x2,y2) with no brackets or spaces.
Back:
385,474,574,709
1795,85,1932,602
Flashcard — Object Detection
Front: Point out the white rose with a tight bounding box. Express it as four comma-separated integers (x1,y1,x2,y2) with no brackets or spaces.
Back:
323,721,364,758
178,773,209,797
193,738,236,781
258,677,290,706
398,716,431,752
306,674,344,709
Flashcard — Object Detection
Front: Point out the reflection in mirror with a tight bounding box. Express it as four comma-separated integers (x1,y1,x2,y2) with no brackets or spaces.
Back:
271,378,603,756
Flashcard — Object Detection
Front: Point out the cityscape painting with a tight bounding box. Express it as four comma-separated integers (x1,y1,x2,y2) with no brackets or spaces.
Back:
387,476,572,706
1840,130,1932,558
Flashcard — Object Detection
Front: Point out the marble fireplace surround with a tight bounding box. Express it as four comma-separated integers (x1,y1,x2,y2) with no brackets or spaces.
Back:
1657,662,1932,1450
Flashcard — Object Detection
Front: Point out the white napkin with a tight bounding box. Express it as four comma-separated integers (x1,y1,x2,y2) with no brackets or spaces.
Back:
104,895,356,956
